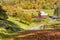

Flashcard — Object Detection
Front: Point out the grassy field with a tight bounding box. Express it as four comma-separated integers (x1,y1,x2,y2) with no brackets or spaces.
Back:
8,17,40,30
24,9,54,16
44,9,54,16
7,9,54,30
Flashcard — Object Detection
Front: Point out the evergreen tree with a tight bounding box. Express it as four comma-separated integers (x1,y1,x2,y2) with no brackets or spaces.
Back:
0,5,8,20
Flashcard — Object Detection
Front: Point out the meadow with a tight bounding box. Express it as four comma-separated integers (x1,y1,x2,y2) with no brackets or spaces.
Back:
7,9,54,30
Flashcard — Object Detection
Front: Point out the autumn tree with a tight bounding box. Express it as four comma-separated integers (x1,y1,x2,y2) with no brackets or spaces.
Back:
1,0,57,9
15,7,32,24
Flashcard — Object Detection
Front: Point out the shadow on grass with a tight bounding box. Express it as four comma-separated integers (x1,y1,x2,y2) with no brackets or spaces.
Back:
19,21,30,25
0,19,24,32
0,19,24,40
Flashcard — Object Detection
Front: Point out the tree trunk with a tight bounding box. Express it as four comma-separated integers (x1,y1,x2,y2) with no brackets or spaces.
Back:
54,0,60,18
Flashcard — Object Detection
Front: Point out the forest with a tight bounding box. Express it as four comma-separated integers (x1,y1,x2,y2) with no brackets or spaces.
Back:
0,0,57,9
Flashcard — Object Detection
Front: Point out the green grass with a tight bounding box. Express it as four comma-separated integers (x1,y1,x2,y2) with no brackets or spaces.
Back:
7,9,53,30
8,17,40,30
24,9,54,16
44,9,54,16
